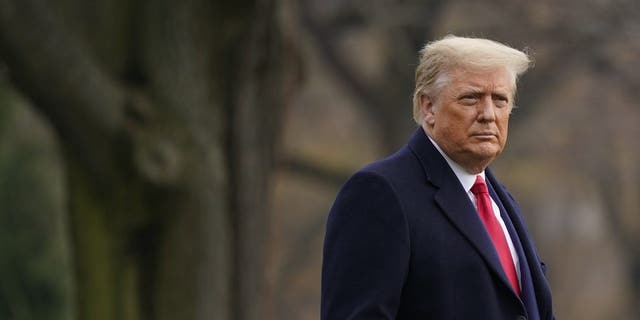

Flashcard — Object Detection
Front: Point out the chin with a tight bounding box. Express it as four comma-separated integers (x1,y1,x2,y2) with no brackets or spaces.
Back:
470,144,501,158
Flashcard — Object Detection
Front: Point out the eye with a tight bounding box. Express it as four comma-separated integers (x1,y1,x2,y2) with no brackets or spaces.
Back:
459,94,478,105
493,95,510,108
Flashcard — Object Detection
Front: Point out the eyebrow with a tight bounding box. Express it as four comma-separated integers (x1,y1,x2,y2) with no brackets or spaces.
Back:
458,86,482,93
457,86,512,97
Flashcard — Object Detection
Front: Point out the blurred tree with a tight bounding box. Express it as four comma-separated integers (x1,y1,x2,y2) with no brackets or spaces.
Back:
0,0,285,319
0,82,74,320
300,0,446,153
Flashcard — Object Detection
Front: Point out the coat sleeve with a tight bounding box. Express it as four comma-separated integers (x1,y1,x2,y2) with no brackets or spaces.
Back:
321,171,410,320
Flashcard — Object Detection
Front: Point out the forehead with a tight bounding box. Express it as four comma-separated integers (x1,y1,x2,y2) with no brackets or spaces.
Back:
447,67,515,94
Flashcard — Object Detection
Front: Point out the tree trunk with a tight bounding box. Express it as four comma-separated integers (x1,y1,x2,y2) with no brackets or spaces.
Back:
0,0,282,319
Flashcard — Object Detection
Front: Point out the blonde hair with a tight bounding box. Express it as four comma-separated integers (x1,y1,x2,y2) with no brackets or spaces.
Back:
412,35,532,124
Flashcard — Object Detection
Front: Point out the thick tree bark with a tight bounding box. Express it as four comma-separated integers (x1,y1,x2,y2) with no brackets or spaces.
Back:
230,1,281,318
0,0,280,319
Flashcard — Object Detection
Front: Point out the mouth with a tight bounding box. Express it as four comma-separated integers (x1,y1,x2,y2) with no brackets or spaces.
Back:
470,132,497,139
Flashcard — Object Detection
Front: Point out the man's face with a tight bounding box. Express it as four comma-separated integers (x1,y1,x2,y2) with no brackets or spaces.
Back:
421,67,515,174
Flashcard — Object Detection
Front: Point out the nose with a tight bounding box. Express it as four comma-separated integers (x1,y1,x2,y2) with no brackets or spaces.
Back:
477,96,496,122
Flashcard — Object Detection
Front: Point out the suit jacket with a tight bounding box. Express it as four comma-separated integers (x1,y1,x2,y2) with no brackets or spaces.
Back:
321,128,554,320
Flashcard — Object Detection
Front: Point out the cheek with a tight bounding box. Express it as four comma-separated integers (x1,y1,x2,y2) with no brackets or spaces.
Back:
497,113,510,130
497,117,510,142
446,110,474,128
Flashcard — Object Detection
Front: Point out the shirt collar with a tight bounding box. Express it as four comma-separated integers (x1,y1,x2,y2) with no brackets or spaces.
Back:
427,135,485,193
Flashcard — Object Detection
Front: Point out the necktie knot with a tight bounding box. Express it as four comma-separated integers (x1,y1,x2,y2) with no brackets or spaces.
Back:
471,175,489,195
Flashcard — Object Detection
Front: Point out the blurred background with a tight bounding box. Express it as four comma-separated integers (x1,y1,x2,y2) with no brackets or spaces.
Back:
1,0,639,319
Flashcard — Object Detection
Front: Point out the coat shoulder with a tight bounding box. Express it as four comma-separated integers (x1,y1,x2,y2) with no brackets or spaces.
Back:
358,145,424,184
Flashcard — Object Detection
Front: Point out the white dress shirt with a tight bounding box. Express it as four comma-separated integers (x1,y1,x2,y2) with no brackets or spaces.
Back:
428,137,521,283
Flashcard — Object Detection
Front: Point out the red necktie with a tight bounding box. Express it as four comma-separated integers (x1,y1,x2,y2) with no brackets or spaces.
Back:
471,175,521,296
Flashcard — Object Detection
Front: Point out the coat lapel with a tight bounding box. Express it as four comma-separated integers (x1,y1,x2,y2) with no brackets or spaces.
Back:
487,177,540,320
486,170,554,319
407,129,517,297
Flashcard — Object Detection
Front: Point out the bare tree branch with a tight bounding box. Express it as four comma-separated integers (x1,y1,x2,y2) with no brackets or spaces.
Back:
298,0,448,151
279,156,350,187
0,0,126,173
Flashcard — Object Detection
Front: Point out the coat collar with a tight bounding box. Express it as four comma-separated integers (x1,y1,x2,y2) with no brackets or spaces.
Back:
487,170,554,319
407,128,522,300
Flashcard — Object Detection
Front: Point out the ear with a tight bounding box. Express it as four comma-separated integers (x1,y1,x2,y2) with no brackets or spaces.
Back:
420,94,436,126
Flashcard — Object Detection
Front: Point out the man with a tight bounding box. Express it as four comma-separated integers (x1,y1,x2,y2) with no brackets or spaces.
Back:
321,35,554,319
